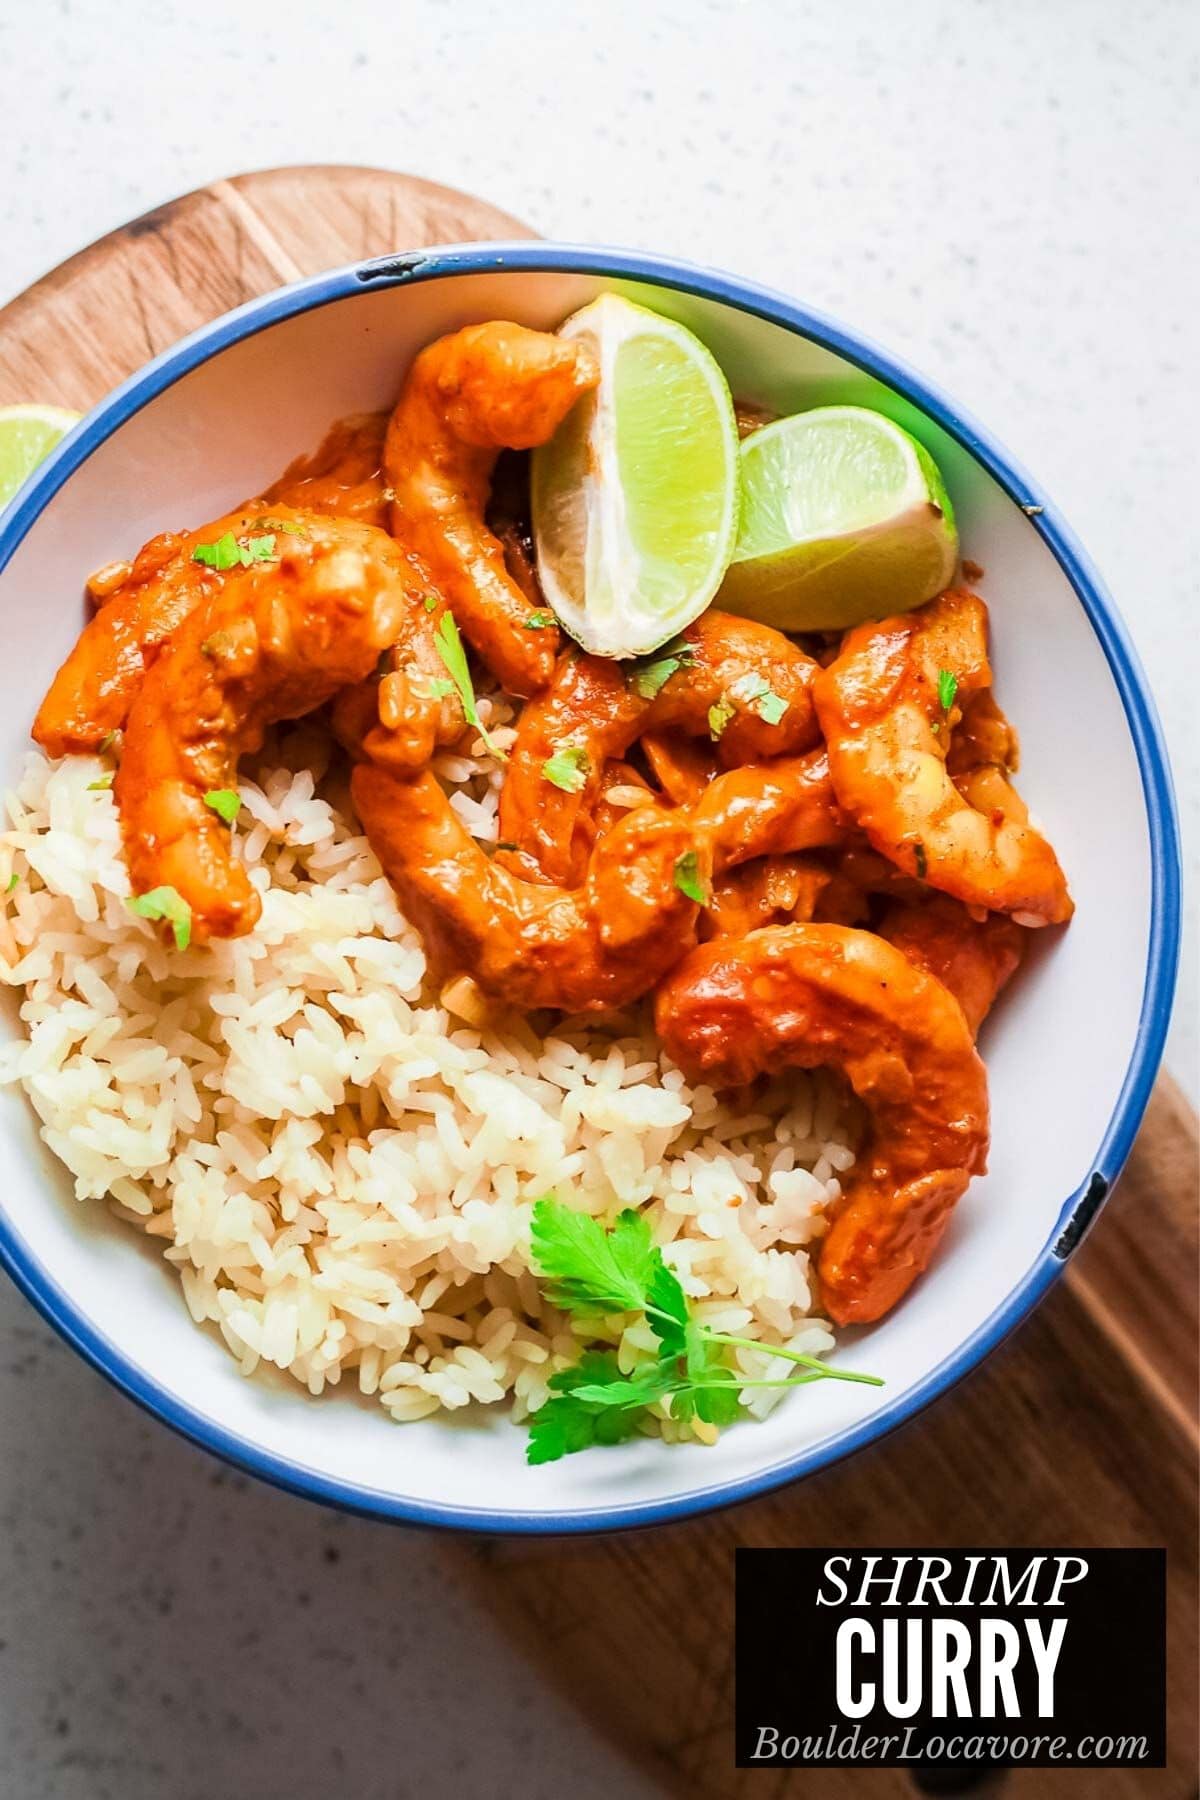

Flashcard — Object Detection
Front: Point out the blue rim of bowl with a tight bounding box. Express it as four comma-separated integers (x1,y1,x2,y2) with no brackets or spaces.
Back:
0,243,1181,1535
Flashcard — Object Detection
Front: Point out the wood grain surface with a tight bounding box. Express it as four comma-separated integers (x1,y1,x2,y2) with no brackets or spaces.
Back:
0,164,1195,1800
0,164,532,411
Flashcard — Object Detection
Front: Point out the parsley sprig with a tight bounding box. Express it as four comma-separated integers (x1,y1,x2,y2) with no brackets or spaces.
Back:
526,1197,881,1464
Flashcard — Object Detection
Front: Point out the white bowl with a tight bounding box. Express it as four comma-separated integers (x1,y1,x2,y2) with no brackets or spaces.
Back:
0,246,1181,1533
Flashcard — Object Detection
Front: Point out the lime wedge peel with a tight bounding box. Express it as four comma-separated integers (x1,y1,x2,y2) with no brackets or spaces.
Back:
0,404,82,509
532,295,739,658
719,405,958,632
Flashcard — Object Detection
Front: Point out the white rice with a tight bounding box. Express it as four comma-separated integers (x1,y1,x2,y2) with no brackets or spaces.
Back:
0,712,858,1441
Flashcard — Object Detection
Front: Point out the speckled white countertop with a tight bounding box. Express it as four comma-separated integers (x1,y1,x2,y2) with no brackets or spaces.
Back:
1,2,1195,1794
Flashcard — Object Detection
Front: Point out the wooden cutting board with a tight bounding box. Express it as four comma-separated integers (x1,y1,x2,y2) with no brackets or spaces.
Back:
1,166,1195,1800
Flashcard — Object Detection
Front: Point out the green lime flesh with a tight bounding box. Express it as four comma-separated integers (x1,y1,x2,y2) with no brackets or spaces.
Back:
532,295,739,658
0,406,80,508
720,406,958,631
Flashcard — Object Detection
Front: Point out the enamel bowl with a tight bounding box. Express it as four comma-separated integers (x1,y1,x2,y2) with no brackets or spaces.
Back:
0,247,1180,1533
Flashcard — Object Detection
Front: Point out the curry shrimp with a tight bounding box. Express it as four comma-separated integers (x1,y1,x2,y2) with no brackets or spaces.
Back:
814,589,1073,926
654,923,990,1325
878,894,1025,1039
350,764,703,1014
385,320,598,697
497,612,821,884
114,514,426,940
33,501,295,757
15,296,1081,1463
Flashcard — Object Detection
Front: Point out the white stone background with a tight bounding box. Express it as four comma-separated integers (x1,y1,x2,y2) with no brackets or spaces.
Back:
0,1,1195,1795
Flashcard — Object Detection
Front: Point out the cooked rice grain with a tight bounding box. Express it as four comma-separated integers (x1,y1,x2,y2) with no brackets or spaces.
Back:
0,731,857,1438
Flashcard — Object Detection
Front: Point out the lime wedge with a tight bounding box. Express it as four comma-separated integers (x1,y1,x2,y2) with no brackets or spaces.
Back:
532,295,739,658
0,405,81,509
719,406,957,631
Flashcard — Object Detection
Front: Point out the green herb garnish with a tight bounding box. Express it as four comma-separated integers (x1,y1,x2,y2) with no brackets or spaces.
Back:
937,668,958,712
709,675,789,739
728,672,789,726
423,595,439,614
707,696,736,740
524,611,555,631
526,1351,654,1462
203,789,241,825
241,534,277,564
542,744,590,793
125,885,193,951
628,636,696,701
253,516,305,536
434,611,506,760
672,849,709,906
5,874,20,894
87,774,113,791
533,1201,662,1316
192,531,277,571
192,532,242,571
526,1198,881,1464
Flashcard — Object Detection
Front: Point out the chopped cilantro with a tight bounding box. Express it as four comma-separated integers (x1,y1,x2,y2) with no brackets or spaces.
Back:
5,874,19,894
241,533,277,564
672,849,709,906
87,774,113,791
632,655,681,700
728,672,768,705
434,611,506,760
203,789,241,825
192,532,242,571
423,595,439,614
628,636,695,701
523,612,555,631
728,671,789,726
125,885,192,951
192,531,277,571
937,668,958,712
708,696,736,740
542,744,590,793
